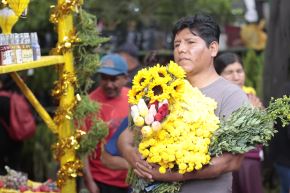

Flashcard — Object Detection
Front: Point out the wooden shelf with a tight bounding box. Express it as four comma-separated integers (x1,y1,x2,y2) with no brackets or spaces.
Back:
0,55,65,74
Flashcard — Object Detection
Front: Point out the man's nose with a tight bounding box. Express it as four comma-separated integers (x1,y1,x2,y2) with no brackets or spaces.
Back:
177,43,187,53
105,80,115,87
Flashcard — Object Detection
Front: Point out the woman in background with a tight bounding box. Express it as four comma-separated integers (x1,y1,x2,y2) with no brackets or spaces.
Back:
214,52,264,193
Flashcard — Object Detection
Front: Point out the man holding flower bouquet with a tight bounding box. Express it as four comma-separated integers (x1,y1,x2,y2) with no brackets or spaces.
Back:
117,13,250,193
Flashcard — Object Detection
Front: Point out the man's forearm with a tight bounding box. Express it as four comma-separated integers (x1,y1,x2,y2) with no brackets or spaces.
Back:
183,153,244,180
101,150,130,170
146,153,244,182
117,128,138,167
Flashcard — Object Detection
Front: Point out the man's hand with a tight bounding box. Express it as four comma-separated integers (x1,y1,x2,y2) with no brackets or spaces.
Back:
83,157,100,193
135,162,182,182
248,94,264,108
134,153,244,182
85,180,100,193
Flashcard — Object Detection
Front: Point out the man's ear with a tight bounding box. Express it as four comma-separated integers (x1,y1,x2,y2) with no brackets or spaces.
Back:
122,74,130,86
209,41,219,57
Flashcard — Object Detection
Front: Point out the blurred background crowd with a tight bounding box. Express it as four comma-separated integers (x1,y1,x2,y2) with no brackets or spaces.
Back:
0,0,289,193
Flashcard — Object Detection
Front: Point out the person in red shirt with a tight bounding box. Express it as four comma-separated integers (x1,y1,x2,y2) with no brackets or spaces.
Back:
83,54,130,193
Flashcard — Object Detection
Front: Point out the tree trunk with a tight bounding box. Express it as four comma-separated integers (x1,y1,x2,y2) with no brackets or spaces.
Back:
263,0,290,103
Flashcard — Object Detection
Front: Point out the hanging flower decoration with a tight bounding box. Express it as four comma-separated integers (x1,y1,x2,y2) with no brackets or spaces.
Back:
56,159,83,188
53,99,78,127
49,0,83,24
50,31,81,55
52,130,86,160
51,71,78,98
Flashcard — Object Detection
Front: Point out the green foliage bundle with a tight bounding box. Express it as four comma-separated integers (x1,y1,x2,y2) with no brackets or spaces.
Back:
72,9,110,157
73,95,108,157
74,8,110,93
84,0,235,31
210,95,290,155
77,119,108,157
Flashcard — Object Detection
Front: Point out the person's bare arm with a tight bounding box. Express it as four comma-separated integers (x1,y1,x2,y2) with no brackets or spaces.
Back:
248,94,264,108
117,127,156,179
135,153,244,182
101,149,130,170
182,153,244,180
83,157,100,193
117,128,140,168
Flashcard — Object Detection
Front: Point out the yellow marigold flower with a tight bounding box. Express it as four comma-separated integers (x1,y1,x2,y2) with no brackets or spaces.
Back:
242,86,256,95
151,156,161,163
195,163,203,170
175,150,184,159
168,162,175,168
161,153,169,161
140,149,150,157
167,60,186,79
148,138,157,146
178,169,186,174
186,165,194,172
168,154,175,162
139,141,149,150
179,162,187,170
159,166,167,174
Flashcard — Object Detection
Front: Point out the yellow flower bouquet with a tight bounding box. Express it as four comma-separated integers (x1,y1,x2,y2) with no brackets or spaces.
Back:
127,61,290,193
128,61,219,174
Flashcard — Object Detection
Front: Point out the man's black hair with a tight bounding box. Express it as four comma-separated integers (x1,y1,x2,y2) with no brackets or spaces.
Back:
172,13,220,47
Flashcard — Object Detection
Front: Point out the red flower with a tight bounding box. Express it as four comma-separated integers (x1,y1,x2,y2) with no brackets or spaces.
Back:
154,113,163,122
154,103,169,122
0,180,4,188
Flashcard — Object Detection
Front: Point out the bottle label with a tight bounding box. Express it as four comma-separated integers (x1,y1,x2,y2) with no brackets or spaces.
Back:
0,46,13,65
33,47,41,60
15,48,23,64
3,50,13,65
22,48,33,63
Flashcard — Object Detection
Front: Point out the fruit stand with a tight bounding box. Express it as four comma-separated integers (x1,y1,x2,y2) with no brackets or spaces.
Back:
0,0,82,193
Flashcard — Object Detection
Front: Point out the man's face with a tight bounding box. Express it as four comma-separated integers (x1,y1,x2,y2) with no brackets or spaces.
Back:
99,73,128,98
173,28,217,76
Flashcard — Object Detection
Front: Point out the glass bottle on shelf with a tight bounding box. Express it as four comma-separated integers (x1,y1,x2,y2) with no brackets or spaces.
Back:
13,33,23,64
30,32,41,61
8,34,17,64
0,34,13,65
21,33,33,63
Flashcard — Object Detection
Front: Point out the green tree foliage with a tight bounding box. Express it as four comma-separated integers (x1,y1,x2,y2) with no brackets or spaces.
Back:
84,0,235,30
243,49,264,97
